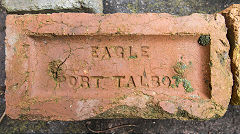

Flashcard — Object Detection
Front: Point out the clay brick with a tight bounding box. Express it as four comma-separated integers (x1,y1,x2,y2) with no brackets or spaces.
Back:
5,13,232,120
221,4,240,105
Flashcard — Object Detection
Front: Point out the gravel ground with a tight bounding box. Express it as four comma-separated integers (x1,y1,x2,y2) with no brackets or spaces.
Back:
1,0,240,133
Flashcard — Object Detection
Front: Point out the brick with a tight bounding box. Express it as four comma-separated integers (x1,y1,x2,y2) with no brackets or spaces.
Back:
221,4,240,105
2,0,103,13
5,13,232,120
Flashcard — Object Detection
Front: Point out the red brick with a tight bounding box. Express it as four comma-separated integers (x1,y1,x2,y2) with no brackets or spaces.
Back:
221,5,240,105
5,13,232,120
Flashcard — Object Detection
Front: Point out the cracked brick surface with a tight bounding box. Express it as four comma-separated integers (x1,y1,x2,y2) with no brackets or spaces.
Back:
5,13,232,120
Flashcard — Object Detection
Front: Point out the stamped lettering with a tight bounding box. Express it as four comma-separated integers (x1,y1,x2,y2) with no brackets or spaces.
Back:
91,45,149,59
6,13,230,121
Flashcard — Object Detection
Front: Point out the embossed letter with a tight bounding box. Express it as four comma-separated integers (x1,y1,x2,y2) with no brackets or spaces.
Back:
68,76,77,87
127,76,136,88
102,47,111,59
129,46,137,58
92,76,104,88
91,46,99,58
141,46,149,57
113,76,125,88
162,76,171,87
116,46,124,58
80,76,90,88
151,76,160,87
141,76,149,87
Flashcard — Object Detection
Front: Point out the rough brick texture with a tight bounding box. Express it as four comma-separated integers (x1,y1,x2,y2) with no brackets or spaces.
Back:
5,13,232,120
221,4,240,105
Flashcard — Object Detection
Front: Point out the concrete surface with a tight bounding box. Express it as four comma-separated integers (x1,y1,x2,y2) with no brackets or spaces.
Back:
103,0,240,15
1,0,240,133
2,0,103,13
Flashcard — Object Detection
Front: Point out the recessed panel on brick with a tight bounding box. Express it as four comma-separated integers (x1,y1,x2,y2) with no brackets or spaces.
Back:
5,13,232,120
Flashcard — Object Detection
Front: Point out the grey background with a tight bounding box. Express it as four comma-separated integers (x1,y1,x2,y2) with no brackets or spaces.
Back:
1,0,240,133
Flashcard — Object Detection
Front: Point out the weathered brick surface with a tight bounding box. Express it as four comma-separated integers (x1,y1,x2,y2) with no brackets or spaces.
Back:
221,4,240,105
5,13,232,120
